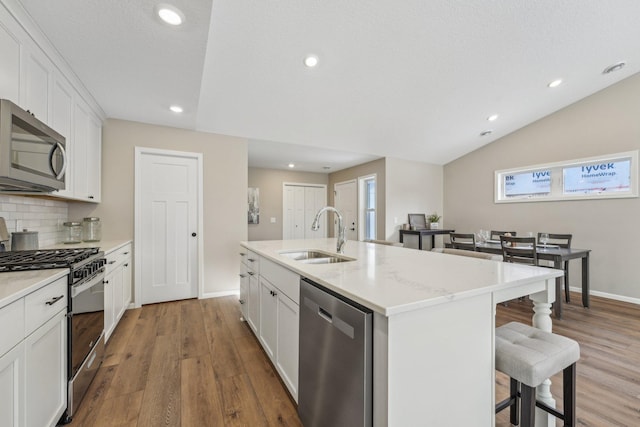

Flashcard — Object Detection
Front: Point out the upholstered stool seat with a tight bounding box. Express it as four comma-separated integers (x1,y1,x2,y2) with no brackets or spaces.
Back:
495,322,580,426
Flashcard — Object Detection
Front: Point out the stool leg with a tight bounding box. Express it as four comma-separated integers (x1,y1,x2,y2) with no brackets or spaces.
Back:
563,363,577,427
510,378,520,425
520,384,536,427
564,261,571,302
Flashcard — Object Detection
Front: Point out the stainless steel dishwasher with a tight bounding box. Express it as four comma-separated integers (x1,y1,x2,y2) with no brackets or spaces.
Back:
298,278,373,427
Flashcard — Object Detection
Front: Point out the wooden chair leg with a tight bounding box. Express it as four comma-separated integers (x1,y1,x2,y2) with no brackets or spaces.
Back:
510,378,519,425
564,261,571,302
563,363,577,427
520,384,536,427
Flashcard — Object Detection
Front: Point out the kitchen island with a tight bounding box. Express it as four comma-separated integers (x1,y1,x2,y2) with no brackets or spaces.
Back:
241,238,563,426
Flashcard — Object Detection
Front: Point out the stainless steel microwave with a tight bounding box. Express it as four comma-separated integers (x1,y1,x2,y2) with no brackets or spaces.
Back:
0,99,67,192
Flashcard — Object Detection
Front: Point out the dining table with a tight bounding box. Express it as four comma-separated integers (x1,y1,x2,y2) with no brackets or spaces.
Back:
475,241,591,319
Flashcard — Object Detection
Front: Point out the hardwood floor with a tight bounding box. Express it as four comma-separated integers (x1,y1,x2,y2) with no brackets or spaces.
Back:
69,297,301,427
69,292,640,426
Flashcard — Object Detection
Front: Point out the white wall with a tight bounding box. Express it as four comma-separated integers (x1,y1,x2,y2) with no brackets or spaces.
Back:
444,72,640,302
69,119,247,298
385,158,443,247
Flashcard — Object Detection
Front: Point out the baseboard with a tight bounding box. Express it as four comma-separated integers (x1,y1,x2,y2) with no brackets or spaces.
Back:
569,286,640,305
200,290,240,299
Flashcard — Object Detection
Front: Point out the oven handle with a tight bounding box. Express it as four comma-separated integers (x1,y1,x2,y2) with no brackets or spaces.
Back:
71,272,105,298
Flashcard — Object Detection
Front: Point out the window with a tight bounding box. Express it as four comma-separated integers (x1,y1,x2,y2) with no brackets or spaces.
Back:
359,175,376,240
495,151,638,203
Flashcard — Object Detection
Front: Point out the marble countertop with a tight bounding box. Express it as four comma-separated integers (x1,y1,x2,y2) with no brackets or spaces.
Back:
242,238,563,316
0,268,69,309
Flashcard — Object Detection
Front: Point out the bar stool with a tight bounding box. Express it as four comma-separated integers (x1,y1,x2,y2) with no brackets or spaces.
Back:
495,322,580,427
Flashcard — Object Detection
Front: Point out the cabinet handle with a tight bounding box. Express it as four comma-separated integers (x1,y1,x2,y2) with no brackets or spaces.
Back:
123,252,129,255
248,258,256,262
104,280,109,284
124,263,129,267
240,252,246,256
45,295,65,306
239,274,246,278
239,299,245,304
247,272,255,276
108,260,116,264
270,290,277,297
89,195,94,199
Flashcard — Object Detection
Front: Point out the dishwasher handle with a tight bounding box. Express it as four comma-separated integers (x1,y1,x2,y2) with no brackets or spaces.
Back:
318,306,333,323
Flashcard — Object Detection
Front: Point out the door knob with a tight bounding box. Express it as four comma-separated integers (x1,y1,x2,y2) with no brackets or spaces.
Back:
191,232,197,237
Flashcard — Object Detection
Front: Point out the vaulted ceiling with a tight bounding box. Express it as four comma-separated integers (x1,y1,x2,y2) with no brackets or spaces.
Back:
20,0,640,171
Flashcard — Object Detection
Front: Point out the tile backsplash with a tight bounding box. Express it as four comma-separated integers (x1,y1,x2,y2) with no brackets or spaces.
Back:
0,195,68,248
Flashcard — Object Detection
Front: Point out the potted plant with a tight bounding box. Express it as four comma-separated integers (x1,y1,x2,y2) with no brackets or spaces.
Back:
426,213,441,229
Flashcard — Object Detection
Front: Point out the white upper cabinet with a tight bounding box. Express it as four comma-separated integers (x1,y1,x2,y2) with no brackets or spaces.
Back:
51,73,74,197
0,11,20,104
20,44,52,124
0,1,103,203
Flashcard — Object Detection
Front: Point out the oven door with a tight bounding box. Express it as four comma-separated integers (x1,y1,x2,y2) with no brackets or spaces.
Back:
69,272,105,378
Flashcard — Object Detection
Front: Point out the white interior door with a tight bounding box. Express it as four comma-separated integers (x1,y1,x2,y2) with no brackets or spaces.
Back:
137,149,200,304
334,180,358,241
283,184,327,239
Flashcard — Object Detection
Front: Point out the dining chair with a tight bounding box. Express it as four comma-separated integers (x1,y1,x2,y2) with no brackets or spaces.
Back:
450,233,477,251
490,230,517,240
538,233,573,302
500,235,538,265
407,213,428,230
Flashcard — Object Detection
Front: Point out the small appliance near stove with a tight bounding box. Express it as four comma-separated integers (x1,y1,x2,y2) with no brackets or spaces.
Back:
0,247,107,423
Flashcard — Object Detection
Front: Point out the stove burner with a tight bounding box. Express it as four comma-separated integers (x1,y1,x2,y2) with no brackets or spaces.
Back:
0,248,101,272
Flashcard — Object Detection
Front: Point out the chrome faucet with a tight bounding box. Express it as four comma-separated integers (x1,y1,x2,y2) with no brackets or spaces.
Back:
311,206,346,254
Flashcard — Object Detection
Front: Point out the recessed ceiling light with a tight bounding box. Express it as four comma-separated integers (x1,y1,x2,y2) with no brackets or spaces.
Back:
487,114,499,122
169,105,183,113
157,4,184,26
304,55,319,68
288,163,295,168
603,61,626,74
480,130,493,137
548,79,563,88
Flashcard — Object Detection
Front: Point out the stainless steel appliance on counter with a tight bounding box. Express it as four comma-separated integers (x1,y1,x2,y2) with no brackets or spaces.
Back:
0,98,67,192
298,278,373,427
0,247,106,423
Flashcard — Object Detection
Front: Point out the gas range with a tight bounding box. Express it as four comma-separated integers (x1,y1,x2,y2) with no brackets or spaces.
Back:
0,248,105,284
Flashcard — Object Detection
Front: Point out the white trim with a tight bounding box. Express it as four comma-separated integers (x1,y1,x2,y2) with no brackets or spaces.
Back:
134,146,204,307
569,286,640,306
495,150,638,203
358,173,377,241
200,290,240,300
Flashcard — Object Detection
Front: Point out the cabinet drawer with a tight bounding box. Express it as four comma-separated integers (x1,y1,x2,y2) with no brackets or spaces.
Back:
260,257,300,304
240,247,249,266
0,299,25,357
24,276,68,336
106,243,132,272
246,250,260,274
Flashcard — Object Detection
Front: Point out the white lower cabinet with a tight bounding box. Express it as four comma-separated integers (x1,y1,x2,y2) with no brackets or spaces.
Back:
244,253,299,402
0,273,68,427
247,273,260,334
104,243,132,342
0,342,24,427
259,277,278,360
24,309,67,427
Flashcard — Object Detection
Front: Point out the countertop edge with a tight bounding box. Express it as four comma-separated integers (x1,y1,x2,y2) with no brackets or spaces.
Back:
241,240,562,317
0,268,69,309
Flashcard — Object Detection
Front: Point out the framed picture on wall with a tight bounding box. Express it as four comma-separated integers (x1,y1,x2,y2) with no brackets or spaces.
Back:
248,187,260,224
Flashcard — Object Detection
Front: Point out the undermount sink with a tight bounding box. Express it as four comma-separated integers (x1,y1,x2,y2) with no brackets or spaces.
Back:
279,250,355,264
